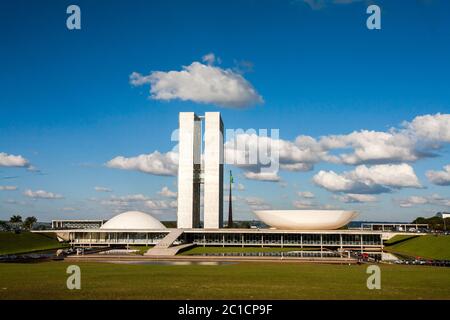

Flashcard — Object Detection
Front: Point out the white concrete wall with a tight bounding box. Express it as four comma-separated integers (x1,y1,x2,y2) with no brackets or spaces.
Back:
177,112,201,228
203,112,224,228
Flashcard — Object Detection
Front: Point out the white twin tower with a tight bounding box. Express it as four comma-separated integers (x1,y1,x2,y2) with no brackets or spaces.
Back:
177,112,224,229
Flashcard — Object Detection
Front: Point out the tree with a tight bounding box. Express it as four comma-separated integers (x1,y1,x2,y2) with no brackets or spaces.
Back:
9,215,22,223
0,220,10,231
23,216,37,230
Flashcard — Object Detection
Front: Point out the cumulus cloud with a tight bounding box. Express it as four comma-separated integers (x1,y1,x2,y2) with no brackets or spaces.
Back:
336,193,378,203
242,196,272,210
111,194,150,202
0,186,17,191
145,199,177,211
293,199,315,209
223,112,447,180
95,186,112,192
158,186,177,198
396,194,450,208
426,164,450,186
309,113,450,166
0,152,30,167
225,132,323,181
104,113,450,185
24,189,63,199
313,164,421,194
97,193,177,214
320,131,421,165
298,191,315,198
130,57,263,108
243,171,281,182
406,113,450,143
224,183,245,191
202,53,220,65
106,151,178,176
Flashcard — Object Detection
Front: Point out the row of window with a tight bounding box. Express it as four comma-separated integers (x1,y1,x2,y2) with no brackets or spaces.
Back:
69,232,382,246
185,233,382,246
72,232,167,243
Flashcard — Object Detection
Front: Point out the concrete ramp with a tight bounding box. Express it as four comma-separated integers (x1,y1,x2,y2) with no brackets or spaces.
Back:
145,243,194,256
145,229,187,256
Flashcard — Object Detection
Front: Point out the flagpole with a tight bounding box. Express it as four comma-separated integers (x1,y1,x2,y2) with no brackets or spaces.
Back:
228,170,233,228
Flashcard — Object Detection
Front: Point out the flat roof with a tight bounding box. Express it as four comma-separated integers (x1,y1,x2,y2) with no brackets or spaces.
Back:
35,228,385,235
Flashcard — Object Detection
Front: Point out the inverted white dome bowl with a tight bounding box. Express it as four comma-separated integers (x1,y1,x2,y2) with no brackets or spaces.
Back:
101,211,166,230
254,210,358,230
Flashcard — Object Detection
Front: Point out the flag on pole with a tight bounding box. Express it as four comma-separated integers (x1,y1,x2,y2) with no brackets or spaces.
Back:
230,170,234,184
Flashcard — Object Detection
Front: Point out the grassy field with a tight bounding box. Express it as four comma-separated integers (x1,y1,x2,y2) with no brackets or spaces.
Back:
0,232,67,255
385,235,450,260
0,261,449,299
384,235,418,245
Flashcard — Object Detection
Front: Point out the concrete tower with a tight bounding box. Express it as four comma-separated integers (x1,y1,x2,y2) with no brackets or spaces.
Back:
203,112,224,228
177,112,224,229
177,112,202,228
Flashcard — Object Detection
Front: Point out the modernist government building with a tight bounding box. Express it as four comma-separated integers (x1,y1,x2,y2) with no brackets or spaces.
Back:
36,112,400,259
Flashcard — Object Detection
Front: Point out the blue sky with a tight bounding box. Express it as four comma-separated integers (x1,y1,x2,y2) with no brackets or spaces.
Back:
1,0,450,222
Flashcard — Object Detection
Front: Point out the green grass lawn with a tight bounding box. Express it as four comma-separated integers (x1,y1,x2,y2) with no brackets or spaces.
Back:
385,235,450,260
0,232,67,255
384,235,418,245
0,261,449,299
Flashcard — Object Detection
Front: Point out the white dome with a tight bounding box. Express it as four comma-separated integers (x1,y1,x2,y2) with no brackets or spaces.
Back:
101,211,166,230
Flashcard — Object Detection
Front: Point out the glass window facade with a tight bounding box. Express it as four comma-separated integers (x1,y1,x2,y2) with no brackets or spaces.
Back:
70,231,382,249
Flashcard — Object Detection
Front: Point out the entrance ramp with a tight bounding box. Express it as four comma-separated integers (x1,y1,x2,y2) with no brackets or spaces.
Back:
145,229,188,256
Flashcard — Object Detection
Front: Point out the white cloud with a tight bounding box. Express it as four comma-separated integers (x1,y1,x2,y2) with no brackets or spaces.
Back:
24,189,63,199
0,152,30,167
202,53,220,65
95,186,112,192
242,196,272,210
106,151,178,176
320,130,420,165
145,199,177,211
336,194,378,203
313,164,421,194
130,58,263,108
426,164,450,186
347,164,421,188
244,171,281,182
293,199,315,209
111,194,150,202
225,183,245,191
97,193,177,214
104,113,450,185
158,186,177,198
224,133,322,181
396,194,450,208
291,113,450,167
298,191,315,198
407,113,450,143
0,186,17,191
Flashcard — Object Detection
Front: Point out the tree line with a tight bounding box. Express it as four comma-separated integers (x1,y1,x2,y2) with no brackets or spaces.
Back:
0,215,38,231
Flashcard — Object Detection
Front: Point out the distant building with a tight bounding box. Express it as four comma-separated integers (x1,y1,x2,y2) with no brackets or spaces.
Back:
51,219,105,229
437,212,450,219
